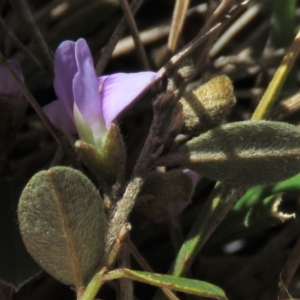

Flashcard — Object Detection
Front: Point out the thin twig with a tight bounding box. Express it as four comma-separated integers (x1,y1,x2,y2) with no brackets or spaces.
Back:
278,232,300,299
126,239,152,272
9,0,54,74
209,3,262,57
168,0,190,53
96,0,144,75
112,3,209,58
127,239,180,300
0,15,50,75
158,22,222,76
0,53,79,167
113,23,170,57
158,0,249,77
201,0,237,36
119,0,150,70
270,91,300,120
252,28,300,120
194,0,249,70
118,239,133,300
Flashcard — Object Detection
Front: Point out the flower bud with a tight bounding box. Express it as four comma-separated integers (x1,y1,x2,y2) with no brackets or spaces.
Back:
75,123,126,193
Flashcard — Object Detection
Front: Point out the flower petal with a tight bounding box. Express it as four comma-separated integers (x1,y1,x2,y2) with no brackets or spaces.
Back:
0,60,24,100
73,102,95,145
166,170,201,218
183,169,201,194
72,39,106,147
99,72,160,127
53,40,77,117
43,100,77,133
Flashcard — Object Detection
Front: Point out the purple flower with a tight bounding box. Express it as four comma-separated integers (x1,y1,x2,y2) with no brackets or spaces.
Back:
0,60,24,100
44,38,160,149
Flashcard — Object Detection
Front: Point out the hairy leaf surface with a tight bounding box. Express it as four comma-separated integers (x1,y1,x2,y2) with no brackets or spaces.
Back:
18,167,106,285
162,121,300,185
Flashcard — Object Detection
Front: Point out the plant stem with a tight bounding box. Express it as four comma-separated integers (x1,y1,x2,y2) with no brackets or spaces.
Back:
79,269,107,300
252,28,300,120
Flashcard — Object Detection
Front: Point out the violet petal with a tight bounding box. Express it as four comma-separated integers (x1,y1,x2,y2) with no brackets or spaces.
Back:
183,169,201,194
99,72,160,127
72,39,105,136
167,170,201,218
53,40,77,117
0,60,24,100
43,100,77,133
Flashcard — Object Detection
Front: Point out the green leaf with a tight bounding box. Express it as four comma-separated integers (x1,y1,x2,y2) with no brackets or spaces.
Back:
161,121,300,185
116,269,227,299
208,173,300,247
18,167,107,286
208,194,283,247
0,180,41,288
235,172,300,209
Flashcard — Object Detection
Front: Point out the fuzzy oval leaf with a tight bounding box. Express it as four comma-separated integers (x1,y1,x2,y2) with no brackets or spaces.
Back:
121,269,227,299
18,166,106,285
163,121,300,185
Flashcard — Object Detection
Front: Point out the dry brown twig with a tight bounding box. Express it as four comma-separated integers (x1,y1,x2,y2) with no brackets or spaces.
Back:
96,0,144,75
9,0,54,74
119,0,150,70
168,0,190,54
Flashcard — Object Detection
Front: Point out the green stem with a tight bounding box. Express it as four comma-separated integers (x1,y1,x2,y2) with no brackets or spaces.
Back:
170,183,248,276
251,28,300,120
79,272,105,300
79,269,125,300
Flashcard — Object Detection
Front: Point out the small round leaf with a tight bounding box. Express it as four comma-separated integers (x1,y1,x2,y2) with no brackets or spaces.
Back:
18,166,106,285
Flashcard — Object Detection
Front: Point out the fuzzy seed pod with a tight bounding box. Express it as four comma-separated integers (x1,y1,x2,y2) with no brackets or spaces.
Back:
18,167,107,285
180,75,235,135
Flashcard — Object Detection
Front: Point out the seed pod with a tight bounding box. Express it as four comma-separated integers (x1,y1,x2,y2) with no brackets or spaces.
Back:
179,75,235,135
18,166,106,285
159,121,300,185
